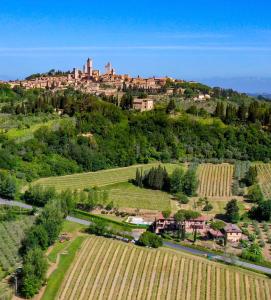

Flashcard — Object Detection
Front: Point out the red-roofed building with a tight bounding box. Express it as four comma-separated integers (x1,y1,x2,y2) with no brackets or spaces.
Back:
224,224,242,243
151,216,208,234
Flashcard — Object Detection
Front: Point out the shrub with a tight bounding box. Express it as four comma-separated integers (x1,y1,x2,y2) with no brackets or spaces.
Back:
248,233,256,242
263,223,269,232
203,202,213,211
241,243,263,262
258,240,265,248
138,232,163,248
175,193,189,204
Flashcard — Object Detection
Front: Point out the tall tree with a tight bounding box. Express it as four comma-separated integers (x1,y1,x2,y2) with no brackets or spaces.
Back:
225,199,240,223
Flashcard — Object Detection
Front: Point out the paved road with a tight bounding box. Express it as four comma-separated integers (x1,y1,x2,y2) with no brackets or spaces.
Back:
164,241,271,275
66,215,91,226
1,198,271,275
0,198,33,210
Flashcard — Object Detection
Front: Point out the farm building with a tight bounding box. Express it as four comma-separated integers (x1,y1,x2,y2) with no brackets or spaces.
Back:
224,223,242,243
133,99,154,112
151,216,208,234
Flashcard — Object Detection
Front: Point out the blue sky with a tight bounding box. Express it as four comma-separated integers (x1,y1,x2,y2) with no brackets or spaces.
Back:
1,0,271,92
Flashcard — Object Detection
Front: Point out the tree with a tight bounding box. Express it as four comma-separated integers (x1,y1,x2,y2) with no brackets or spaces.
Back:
203,200,213,211
247,184,264,203
237,103,247,121
170,167,184,194
225,199,240,223
166,99,176,114
182,168,198,196
37,201,64,245
21,225,49,254
210,220,225,231
245,166,257,186
0,172,17,199
22,185,56,207
175,192,189,204
249,200,271,221
162,210,171,219
138,232,163,248
174,209,200,241
174,210,185,240
88,220,108,236
135,168,143,188
214,102,225,119
241,243,263,262
21,248,48,298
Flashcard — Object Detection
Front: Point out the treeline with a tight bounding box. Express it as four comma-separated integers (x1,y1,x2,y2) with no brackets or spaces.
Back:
214,101,271,126
19,194,70,298
22,185,109,211
25,69,69,80
134,165,198,199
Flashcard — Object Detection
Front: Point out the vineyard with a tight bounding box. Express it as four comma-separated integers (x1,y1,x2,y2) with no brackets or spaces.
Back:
0,216,34,275
31,163,178,192
255,163,271,199
57,236,271,300
197,163,234,197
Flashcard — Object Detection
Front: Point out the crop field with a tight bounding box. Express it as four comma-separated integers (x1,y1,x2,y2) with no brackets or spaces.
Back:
103,182,173,211
0,216,34,274
197,163,234,197
57,236,271,300
255,163,271,199
31,163,178,191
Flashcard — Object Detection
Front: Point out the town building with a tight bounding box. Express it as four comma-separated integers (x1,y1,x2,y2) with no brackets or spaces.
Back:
133,99,154,112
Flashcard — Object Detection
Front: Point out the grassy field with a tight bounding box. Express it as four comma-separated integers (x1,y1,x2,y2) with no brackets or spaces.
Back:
47,220,86,263
57,236,271,300
255,163,271,199
31,163,179,191
103,182,173,211
42,236,86,300
182,197,249,217
197,163,234,198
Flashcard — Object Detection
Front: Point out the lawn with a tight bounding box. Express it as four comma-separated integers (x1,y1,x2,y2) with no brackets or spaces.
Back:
47,220,86,263
182,197,250,218
30,162,179,191
104,182,173,211
42,235,86,300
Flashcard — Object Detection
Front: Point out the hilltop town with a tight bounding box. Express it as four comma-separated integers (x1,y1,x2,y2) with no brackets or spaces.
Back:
4,58,213,112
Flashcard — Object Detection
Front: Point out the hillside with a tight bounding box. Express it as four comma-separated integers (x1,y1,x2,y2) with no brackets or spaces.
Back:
55,235,271,300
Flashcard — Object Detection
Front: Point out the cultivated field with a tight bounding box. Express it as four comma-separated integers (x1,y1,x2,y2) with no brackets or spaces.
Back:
0,216,34,274
103,182,173,211
57,236,271,300
31,163,178,191
197,163,234,197
255,163,271,199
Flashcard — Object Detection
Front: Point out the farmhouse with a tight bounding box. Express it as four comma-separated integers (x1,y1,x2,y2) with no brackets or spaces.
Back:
224,223,242,243
133,99,154,112
151,216,208,234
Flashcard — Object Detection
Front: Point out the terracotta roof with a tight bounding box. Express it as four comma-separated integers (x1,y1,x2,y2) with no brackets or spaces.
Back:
224,224,241,233
191,215,208,221
209,229,224,238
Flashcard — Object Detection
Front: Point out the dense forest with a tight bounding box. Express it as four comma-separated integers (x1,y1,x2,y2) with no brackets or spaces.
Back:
1,83,271,190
